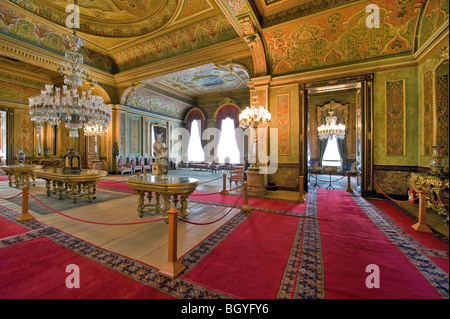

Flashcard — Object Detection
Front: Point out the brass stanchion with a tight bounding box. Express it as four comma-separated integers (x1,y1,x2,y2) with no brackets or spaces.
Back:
346,171,353,193
241,182,252,212
298,176,305,203
159,208,186,279
412,191,432,233
220,173,229,195
16,186,35,222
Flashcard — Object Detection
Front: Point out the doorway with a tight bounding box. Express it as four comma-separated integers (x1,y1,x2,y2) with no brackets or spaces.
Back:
301,75,374,196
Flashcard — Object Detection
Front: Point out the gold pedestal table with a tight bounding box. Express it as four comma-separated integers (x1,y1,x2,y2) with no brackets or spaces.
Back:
127,175,199,220
34,168,107,203
0,164,43,188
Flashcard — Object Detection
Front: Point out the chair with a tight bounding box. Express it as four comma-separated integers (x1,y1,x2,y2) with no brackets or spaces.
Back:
229,168,244,187
130,156,142,174
210,161,219,174
116,155,133,175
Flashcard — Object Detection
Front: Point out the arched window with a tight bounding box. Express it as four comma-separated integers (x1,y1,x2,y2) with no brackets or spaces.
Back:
217,118,240,163
187,119,205,161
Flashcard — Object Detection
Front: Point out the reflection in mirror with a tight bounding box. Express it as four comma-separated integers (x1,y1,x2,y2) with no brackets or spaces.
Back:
36,126,43,156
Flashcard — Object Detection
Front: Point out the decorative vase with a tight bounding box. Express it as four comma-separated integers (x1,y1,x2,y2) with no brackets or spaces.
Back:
17,149,25,165
153,156,169,180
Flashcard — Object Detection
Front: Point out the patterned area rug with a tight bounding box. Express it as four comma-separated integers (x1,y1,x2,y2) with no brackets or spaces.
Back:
7,190,130,215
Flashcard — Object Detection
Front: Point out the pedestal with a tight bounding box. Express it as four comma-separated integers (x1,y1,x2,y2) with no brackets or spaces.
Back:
246,170,266,197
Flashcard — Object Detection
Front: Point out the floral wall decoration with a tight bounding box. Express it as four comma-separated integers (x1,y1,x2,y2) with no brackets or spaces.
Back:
277,94,290,156
126,88,192,119
263,0,424,76
385,79,406,156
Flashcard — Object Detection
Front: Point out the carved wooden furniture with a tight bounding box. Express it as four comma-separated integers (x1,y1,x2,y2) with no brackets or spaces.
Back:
130,156,142,174
34,168,107,203
410,172,449,224
127,175,198,220
0,164,43,188
116,155,133,175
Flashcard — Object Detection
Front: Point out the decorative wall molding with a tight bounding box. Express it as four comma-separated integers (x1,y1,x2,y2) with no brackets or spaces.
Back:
385,79,406,156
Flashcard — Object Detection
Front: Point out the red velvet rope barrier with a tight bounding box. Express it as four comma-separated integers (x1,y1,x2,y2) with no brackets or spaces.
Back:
189,184,244,196
197,176,223,185
0,191,23,200
28,192,165,225
374,181,419,203
178,187,245,225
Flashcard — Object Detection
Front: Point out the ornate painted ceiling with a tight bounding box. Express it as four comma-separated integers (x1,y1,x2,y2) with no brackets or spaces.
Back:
144,62,251,96
0,0,448,103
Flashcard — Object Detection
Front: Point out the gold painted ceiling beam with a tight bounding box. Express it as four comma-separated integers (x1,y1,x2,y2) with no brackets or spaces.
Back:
214,0,268,77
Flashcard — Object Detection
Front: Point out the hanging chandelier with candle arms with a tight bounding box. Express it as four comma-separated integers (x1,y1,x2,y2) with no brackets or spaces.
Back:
317,111,346,140
28,20,111,138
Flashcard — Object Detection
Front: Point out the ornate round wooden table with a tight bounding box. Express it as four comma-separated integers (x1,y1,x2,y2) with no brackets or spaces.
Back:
0,164,43,188
34,168,107,203
127,175,199,220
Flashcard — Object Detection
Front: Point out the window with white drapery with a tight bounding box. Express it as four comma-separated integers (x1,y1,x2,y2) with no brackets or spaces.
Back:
217,117,240,163
322,136,342,167
187,119,205,161
0,111,6,163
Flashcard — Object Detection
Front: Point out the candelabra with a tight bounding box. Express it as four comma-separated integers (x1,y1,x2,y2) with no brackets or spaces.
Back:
239,91,271,170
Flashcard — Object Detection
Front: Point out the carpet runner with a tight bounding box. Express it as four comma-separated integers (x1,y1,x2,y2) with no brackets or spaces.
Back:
0,185,448,299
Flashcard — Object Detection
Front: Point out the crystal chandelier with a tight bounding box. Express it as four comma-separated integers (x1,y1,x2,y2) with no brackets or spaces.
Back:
317,111,346,140
28,30,111,138
239,90,271,128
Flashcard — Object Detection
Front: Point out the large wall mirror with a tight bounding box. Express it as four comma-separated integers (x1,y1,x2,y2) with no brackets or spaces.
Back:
34,124,57,157
431,46,449,169
151,123,168,157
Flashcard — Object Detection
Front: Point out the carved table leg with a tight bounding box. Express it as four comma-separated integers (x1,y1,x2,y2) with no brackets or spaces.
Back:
180,194,189,219
45,179,51,196
71,183,78,203
138,191,145,217
57,182,64,200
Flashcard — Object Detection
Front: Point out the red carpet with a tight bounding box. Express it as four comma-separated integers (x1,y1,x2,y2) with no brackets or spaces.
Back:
182,210,302,298
316,189,448,299
369,199,449,252
0,236,173,299
0,215,29,238
97,179,134,193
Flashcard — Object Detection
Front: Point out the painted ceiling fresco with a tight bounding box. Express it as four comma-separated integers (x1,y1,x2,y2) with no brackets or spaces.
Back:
263,0,448,76
112,14,239,71
144,62,250,96
0,0,448,104
8,0,179,37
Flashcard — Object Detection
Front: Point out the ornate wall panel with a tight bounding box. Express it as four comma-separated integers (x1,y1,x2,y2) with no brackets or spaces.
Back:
119,112,127,155
277,94,290,155
422,70,434,156
385,79,406,156
436,73,449,154
128,115,141,156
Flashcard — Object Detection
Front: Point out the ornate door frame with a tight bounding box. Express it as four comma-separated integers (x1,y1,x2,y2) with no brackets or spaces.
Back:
300,74,374,197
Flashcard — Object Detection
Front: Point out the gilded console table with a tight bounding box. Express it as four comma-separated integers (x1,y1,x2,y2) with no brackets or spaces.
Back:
34,168,107,203
0,164,43,188
127,175,198,220
409,172,449,223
